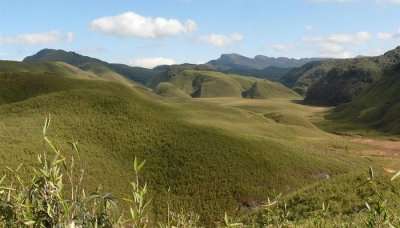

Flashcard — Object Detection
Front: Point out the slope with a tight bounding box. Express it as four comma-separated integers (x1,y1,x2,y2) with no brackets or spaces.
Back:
23,49,159,85
0,60,98,80
151,69,299,99
281,46,400,106
322,63,400,135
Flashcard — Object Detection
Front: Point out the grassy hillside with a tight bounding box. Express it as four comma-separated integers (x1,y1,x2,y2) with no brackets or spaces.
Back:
0,60,99,79
242,80,299,99
0,63,368,224
151,69,299,99
321,64,400,135
79,62,135,86
155,82,190,98
23,49,159,85
280,46,400,106
242,170,400,226
304,58,382,106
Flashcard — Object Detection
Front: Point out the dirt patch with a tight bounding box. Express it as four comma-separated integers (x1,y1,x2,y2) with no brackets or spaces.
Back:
352,138,400,157
351,138,400,173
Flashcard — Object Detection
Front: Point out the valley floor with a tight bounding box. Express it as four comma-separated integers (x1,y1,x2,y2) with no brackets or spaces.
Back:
173,96,400,179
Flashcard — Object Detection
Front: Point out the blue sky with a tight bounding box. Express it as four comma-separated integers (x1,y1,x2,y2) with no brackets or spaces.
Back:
0,0,399,68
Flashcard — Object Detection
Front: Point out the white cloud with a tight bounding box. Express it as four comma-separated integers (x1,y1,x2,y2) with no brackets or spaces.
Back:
326,32,371,44
364,48,385,56
305,25,313,31
66,32,75,42
0,31,74,45
199,33,243,47
377,32,394,40
318,42,353,58
90,12,197,38
304,32,371,45
377,28,400,40
308,0,354,3
272,44,293,52
304,31,371,58
310,0,400,4
376,0,400,4
128,57,176,69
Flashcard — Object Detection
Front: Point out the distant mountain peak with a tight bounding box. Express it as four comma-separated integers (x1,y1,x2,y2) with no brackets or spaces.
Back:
22,49,159,85
23,49,106,66
208,53,323,72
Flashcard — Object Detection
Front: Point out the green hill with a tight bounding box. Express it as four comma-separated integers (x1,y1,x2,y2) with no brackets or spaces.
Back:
280,47,400,106
151,69,299,99
155,82,191,98
0,61,366,224
79,62,134,86
0,60,98,79
242,80,299,99
323,63,400,135
23,49,159,85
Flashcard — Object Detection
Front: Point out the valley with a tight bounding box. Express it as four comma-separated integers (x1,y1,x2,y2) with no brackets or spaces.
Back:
0,47,400,226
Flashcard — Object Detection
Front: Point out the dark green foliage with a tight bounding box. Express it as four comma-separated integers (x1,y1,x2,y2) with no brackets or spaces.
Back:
281,46,400,106
325,63,400,134
304,61,382,106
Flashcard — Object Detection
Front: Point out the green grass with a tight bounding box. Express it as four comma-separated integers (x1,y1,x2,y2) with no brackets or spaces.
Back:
79,62,136,86
0,60,92,79
0,62,375,225
319,65,400,136
155,82,191,98
242,80,299,99
151,69,299,99
243,169,400,227
23,48,160,85
281,47,400,106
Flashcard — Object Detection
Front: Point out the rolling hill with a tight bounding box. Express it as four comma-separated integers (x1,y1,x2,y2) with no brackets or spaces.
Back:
150,68,299,99
323,62,400,135
0,58,367,224
23,49,160,85
281,46,400,106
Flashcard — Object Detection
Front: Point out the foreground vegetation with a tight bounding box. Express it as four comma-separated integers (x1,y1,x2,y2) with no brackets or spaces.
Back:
2,117,400,227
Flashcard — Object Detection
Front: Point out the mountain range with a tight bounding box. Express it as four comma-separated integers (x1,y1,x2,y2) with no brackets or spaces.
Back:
206,54,323,81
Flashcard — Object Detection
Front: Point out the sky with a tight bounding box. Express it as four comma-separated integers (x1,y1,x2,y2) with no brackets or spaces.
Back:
0,0,399,68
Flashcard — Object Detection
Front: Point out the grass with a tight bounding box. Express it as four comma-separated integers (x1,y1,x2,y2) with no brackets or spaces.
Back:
151,70,299,99
23,48,160,85
241,168,400,227
2,121,400,227
318,65,400,136
79,62,136,87
0,61,383,225
281,46,400,106
155,82,191,99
